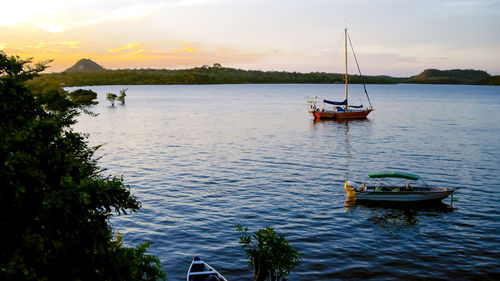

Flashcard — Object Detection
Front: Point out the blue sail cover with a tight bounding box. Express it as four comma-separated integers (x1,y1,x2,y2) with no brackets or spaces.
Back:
324,99,363,108
323,99,347,105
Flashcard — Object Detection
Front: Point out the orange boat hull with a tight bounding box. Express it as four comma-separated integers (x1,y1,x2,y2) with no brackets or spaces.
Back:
310,109,372,120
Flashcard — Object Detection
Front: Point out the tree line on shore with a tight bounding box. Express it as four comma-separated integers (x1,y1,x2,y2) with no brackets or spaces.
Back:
38,66,401,86
35,62,499,87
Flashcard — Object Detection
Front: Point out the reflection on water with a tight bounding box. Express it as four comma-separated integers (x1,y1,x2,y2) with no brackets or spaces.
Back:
345,201,455,234
311,117,372,125
311,118,372,181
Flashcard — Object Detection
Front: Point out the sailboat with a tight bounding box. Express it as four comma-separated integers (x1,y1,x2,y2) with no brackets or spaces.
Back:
308,28,373,120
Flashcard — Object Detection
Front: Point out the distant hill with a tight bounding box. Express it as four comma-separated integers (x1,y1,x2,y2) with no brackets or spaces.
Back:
406,69,491,85
65,59,105,72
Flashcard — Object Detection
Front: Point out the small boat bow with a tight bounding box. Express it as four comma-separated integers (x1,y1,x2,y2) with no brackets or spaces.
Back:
187,256,228,281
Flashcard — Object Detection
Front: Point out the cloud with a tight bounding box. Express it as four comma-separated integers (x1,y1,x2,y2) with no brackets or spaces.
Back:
35,23,69,33
71,4,154,28
443,0,500,7
108,41,198,56
57,41,80,49
1,0,76,27
171,0,228,6
108,43,147,53
3,32,290,73
1,41,81,57
28,41,80,52
82,40,281,71
1,2,156,33
172,46,196,53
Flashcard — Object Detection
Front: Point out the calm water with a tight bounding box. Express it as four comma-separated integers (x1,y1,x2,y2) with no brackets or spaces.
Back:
72,84,500,280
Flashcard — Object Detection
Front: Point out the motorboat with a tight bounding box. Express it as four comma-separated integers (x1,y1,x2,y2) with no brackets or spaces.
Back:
345,171,455,203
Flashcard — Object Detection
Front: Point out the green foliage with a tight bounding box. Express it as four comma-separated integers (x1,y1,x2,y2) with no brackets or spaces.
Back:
31,60,499,86
117,88,127,105
0,51,166,280
237,224,302,281
111,233,165,281
407,69,492,85
107,92,118,106
68,89,98,106
0,53,50,80
33,66,402,86
485,75,500,85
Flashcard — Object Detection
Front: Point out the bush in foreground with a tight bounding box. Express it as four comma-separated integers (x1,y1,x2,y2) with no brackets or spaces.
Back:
237,224,301,281
0,51,165,280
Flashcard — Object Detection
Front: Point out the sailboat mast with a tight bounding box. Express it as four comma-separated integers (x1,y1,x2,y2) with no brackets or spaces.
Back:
344,28,348,110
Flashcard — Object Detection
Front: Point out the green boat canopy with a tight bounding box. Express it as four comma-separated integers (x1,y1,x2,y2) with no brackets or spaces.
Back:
368,171,420,181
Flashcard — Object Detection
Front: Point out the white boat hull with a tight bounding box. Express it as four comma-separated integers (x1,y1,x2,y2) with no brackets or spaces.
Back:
355,190,454,202
187,256,227,281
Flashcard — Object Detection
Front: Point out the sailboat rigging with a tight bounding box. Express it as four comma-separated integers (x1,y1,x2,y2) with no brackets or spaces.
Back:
308,28,373,120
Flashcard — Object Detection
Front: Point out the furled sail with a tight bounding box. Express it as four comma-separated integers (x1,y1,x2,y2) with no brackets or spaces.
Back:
323,99,347,105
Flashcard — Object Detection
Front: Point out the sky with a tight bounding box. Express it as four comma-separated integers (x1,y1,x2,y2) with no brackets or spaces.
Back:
1,0,499,76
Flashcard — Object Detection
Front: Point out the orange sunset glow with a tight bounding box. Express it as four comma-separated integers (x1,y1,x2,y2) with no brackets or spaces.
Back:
1,0,499,75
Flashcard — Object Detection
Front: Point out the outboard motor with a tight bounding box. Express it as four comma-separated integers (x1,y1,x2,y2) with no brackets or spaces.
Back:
345,181,358,202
